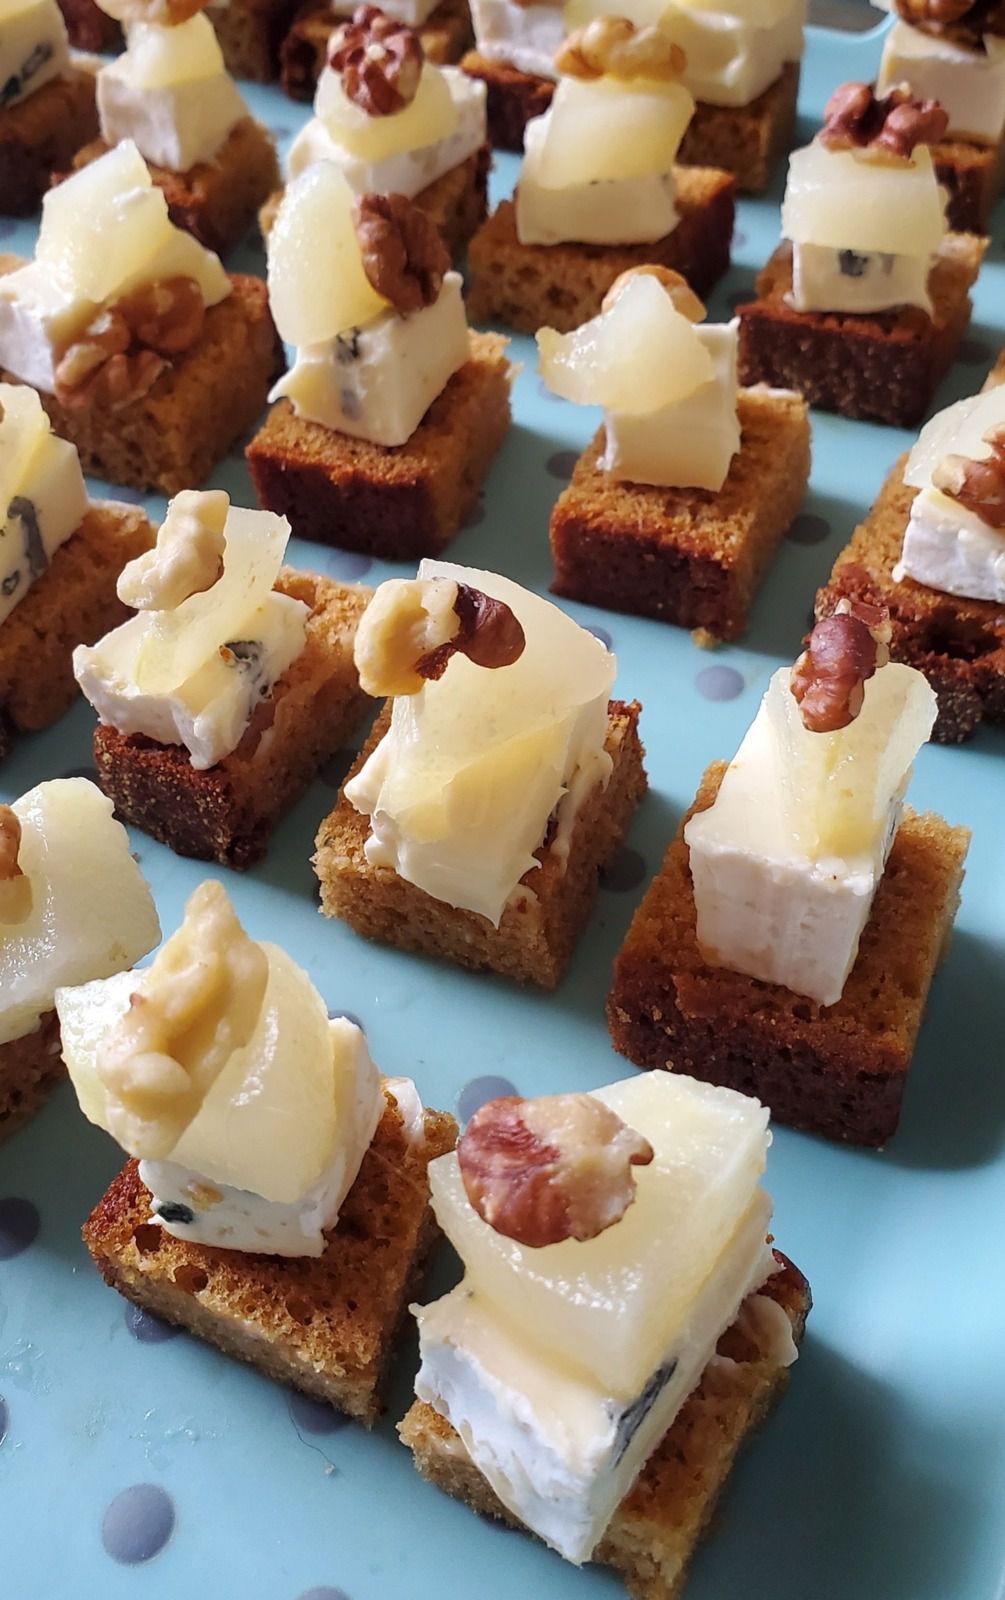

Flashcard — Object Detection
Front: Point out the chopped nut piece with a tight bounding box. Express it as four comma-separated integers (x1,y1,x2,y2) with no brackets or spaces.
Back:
354,577,526,696
791,600,892,733
115,277,206,356
458,1092,654,1249
0,805,32,924
819,81,948,161
118,490,229,612
932,424,1005,529
352,192,450,313
555,16,687,83
96,880,269,1160
602,264,705,323
54,278,206,412
328,5,423,116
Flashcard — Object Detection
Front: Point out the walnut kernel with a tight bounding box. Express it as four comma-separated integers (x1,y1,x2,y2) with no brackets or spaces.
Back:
555,16,686,82
820,80,948,161
352,191,450,312
354,576,526,696
790,599,892,733
118,490,229,612
328,5,423,115
932,423,1005,528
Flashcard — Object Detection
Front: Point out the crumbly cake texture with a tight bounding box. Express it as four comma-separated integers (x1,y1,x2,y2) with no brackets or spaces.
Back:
550,389,811,642
815,456,1005,742
0,501,153,755
246,331,512,561
933,139,1002,235
461,53,798,191
66,119,281,257
737,234,987,427
314,698,647,988
91,569,372,869
400,1251,812,1600
466,172,736,334
207,0,302,81
0,1011,64,1144
83,1088,458,1425
0,68,99,217
608,762,970,1148
281,0,474,98
0,258,281,496
259,146,490,262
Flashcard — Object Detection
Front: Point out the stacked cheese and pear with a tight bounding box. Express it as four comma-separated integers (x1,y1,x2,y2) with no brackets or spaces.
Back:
876,0,1005,150
94,0,249,175
287,5,486,198
412,1073,793,1563
0,142,229,396
0,385,88,627
0,0,75,113
894,384,1005,604
57,880,389,1256
780,83,949,316
74,489,308,771
268,163,469,446
1,780,159,1053
344,561,615,924
538,267,741,489
515,16,695,247
685,608,937,1007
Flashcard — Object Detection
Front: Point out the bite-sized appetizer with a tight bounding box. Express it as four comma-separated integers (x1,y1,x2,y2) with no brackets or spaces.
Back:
466,15,735,333
0,778,159,1139
540,265,810,640
737,80,986,426
463,0,804,191
609,604,970,1145
875,0,1005,231
0,0,99,215
247,163,512,559
314,562,647,986
58,0,303,84
63,0,280,254
0,384,153,756
74,488,373,867
265,6,487,260
401,1073,811,1594
0,142,279,494
280,0,474,101
817,378,1005,741
62,879,456,1422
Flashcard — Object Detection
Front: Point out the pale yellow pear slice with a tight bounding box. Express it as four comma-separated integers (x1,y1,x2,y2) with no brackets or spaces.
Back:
0,384,50,522
535,77,694,188
36,141,171,302
537,274,714,414
430,1073,770,1399
316,61,458,160
267,163,389,347
122,14,225,86
781,142,946,256
904,387,1005,491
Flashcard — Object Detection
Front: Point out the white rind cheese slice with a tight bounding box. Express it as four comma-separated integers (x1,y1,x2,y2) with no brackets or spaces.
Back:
602,320,740,490
878,19,1005,146
0,385,88,626
98,16,249,172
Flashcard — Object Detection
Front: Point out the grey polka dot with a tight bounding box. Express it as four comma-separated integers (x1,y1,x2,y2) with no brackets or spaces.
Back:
0,1397,8,1446
786,512,831,546
462,496,486,530
0,221,16,242
108,485,148,506
958,337,992,366
695,665,744,702
297,1589,351,1600
537,377,559,402
458,1076,518,1123
325,550,373,581
101,1484,175,1564
319,748,358,788
272,124,293,141
288,1392,349,1435
600,845,646,892
588,625,613,649
545,449,579,480
0,1198,39,1259
733,229,747,248
124,1304,181,1344
328,1009,364,1033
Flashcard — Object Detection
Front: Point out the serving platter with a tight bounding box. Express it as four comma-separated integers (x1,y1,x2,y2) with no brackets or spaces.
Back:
2,11,1004,1598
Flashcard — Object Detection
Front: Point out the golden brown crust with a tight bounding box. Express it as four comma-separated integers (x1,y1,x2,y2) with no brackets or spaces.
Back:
66,119,281,256
280,0,473,98
0,501,153,745
207,0,303,81
466,171,736,334
815,457,1005,742
737,234,986,426
83,1090,458,1424
246,330,512,561
0,1011,65,1143
549,390,811,642
607,763,970,1146
0,68,99,216
91,569,373,867
314,699,648,988
400,1253,812,1600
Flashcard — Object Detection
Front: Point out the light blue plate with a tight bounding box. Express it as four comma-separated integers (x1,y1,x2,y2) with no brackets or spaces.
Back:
2,13,1004,1598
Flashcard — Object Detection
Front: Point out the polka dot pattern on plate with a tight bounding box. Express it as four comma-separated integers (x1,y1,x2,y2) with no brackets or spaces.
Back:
288,1392,349,1436
101,1485,175,1564
0,1198,40,1260
325,550,373,582
124,1304,181,1344
458,1076,518,1124
297,1588,351,1600
695,664,744,702
786,512,831,546
599,845,647,892
545,449,579,480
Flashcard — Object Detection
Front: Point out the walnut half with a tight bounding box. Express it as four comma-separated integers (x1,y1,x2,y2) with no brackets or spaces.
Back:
354,576,526,696
54,276,205,413
352,192,451,313
458,1093,654,1249
932,423,1005,528
117,490,229,612
819,81,948,161
790,598,892,733
328,5,423,116
555,16,686,83
0,805,31,924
